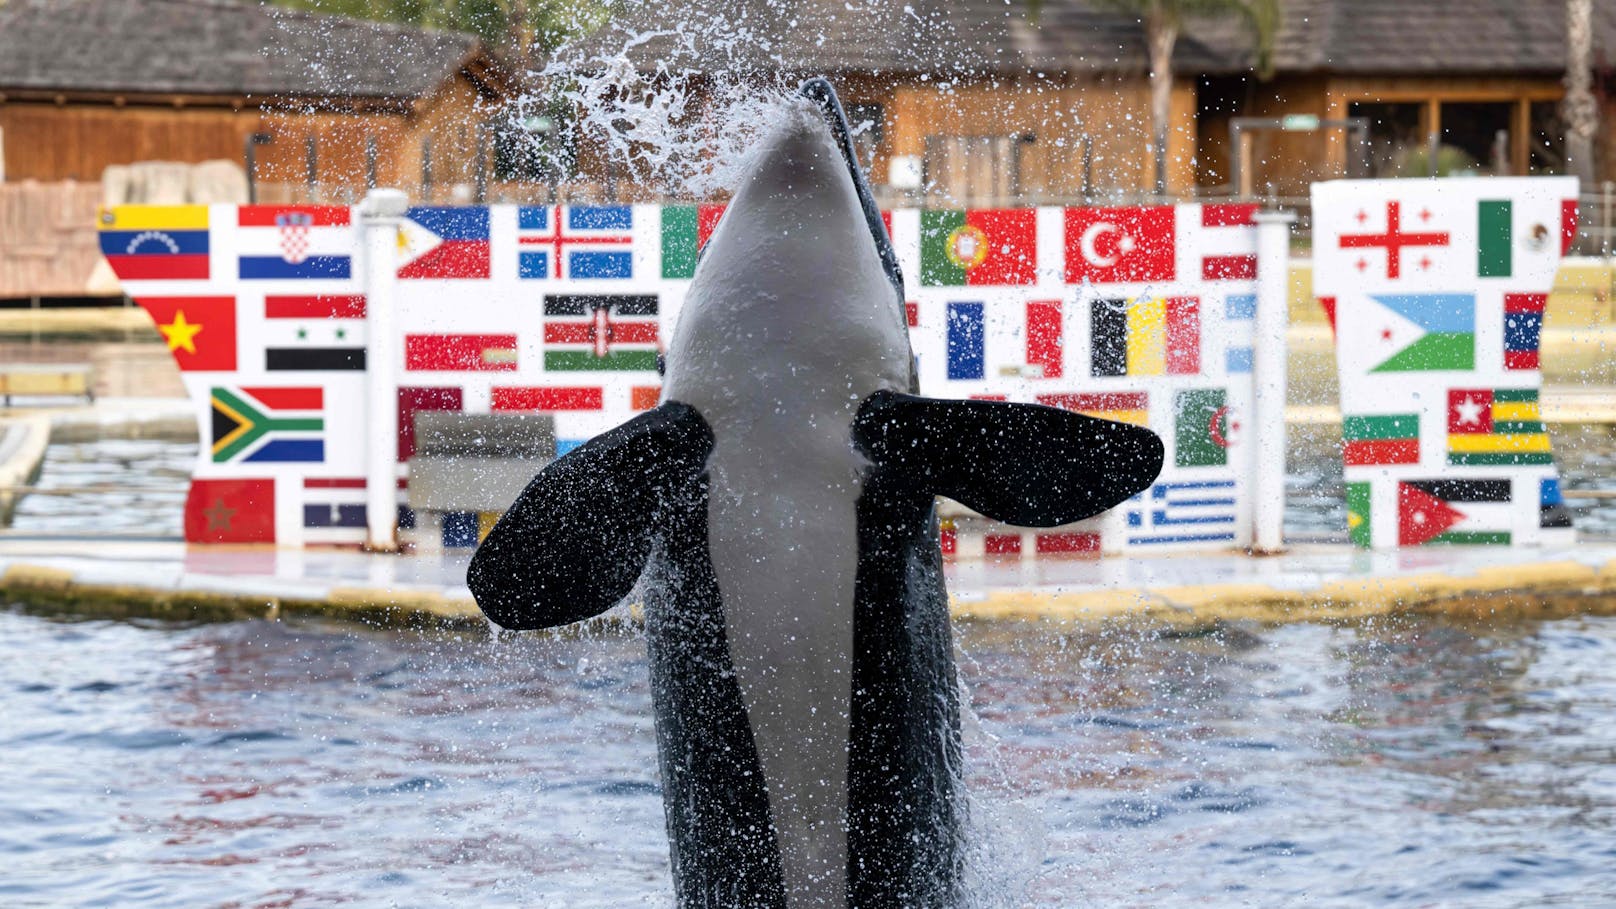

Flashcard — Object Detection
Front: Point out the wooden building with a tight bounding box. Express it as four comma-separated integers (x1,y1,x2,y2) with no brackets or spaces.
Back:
0,0,510,202
587,0,1614,205
571,1,1244,206
1196,0,1616,198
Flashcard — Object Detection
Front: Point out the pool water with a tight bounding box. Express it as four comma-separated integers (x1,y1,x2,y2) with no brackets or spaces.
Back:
2,609,1613,907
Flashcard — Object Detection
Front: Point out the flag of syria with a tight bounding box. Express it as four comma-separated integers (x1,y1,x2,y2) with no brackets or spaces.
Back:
1065,205,1175,284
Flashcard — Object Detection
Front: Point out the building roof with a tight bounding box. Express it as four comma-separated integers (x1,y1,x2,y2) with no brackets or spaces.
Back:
1266,0,1616,75
561,0,1616,78
0,0,483,99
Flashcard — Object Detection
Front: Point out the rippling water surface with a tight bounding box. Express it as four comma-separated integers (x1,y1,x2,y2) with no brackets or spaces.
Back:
3,609,1614,907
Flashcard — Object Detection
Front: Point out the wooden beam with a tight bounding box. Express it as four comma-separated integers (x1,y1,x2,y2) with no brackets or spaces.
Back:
1512,98,1532,175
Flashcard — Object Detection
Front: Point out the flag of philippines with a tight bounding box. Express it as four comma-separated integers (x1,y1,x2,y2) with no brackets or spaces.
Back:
399,207,491,279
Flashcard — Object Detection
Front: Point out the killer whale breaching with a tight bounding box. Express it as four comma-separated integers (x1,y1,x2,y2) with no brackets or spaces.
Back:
468,78,1164,908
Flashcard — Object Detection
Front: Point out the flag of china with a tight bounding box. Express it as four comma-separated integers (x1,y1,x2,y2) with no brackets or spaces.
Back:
921,209,1037,286
1064,206,1176,284
184,478,276,543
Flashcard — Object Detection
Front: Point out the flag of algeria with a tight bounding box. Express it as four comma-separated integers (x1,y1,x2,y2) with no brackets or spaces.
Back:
1354,293,1476,373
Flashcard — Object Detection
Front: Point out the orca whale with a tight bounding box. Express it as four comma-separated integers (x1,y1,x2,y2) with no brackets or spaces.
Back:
468,79,1163,908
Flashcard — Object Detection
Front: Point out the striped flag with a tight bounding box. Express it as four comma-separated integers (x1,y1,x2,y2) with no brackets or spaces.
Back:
1343,413,1420,466
542,294,659,372
1090,296,1200,377
1125,480,1237,546
210,386,325,463
520,205,634,280
1036,391,1147,427
661,205,726,279
262,294,367,372
99,205,211,280
946,302,985,380
405,334,518,372
1025,300,1063,379
1446,388,1553,466
1503,293,1545,370
491,386,604,411
921,209,1037,286
1224,292,1256,374
302,478,367,533
1199,203,1258,281
238,206,353,280
1398,479,1511,546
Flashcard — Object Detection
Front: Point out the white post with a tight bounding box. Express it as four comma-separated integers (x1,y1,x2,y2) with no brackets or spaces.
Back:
1250,210,1295,554
359,188,408,552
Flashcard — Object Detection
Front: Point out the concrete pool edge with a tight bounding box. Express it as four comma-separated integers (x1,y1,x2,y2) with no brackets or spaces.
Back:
6,547,1616,630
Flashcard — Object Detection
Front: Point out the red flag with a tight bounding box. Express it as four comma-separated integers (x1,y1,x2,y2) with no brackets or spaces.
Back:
1064,206,1175,284
137,295,237,372
405,334,517,371
1025,300,1063,378
184,478,276,543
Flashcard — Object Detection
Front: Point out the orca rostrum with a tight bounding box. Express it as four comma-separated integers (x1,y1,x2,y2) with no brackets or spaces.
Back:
468,78,1164,909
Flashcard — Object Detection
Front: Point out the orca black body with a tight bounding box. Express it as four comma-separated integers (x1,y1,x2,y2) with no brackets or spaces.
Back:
468,80,1163,908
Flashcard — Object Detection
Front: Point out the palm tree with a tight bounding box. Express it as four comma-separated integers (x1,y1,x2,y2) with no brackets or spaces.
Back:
1090,0,1280,198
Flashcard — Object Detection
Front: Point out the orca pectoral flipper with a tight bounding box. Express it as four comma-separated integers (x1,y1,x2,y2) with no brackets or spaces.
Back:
467,401,713,630
852,390,1164,527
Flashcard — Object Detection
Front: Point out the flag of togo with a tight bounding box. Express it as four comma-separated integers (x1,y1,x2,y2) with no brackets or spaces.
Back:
543,294,659,372
921,209,1036,286
1446,388,1553,466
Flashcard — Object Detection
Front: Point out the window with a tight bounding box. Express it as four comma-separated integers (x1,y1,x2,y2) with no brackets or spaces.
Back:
923,134,1035,207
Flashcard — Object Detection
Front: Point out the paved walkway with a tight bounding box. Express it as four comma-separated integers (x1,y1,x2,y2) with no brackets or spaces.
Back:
3,535,1614,628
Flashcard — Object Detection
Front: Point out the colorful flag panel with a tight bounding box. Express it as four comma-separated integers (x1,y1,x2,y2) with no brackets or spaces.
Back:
1313,176,1576,549
102,200,1262,551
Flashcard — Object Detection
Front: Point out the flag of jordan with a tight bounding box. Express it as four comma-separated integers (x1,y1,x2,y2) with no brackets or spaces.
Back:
1398,479,1511,546
1356,293,1475,372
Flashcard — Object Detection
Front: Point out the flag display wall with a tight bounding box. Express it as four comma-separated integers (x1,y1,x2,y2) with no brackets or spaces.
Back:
100,202,1265,553
1312,177,1577,549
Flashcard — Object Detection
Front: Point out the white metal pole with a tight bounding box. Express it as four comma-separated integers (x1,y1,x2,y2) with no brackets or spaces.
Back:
359,188,407,552
1250,210,1295,554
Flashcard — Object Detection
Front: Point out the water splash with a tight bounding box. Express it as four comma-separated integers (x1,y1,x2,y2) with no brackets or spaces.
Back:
518,12,807,201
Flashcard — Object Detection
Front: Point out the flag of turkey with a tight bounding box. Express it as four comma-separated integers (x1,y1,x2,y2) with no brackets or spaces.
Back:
1064,206,1176,284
